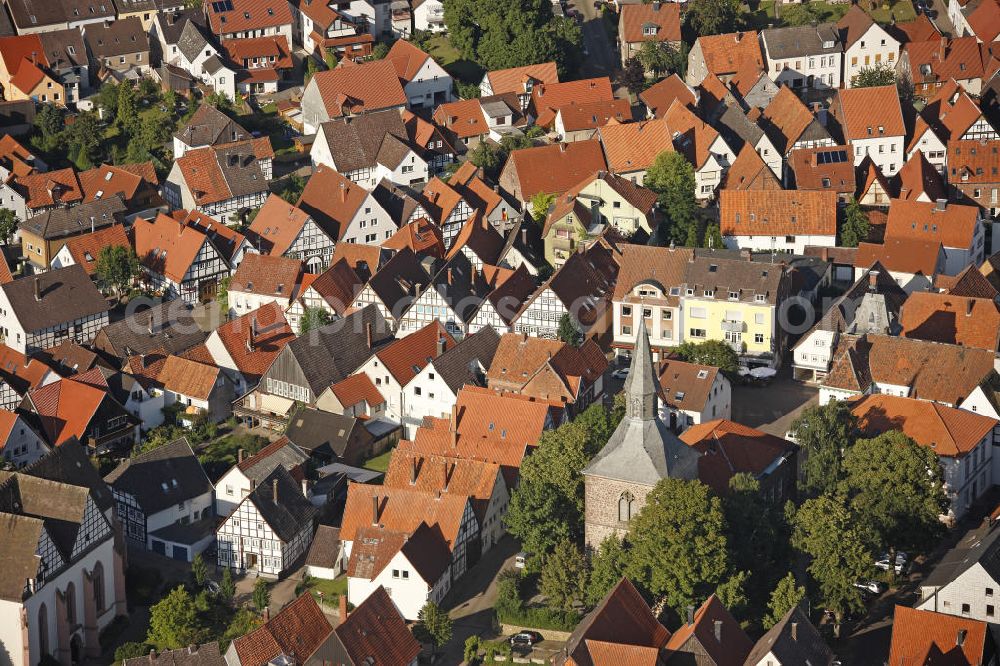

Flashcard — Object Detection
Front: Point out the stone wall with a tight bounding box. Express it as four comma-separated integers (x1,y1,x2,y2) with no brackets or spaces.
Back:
583,474,655,550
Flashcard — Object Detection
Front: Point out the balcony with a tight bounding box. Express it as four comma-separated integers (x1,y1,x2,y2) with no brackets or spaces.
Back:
721,319,745,333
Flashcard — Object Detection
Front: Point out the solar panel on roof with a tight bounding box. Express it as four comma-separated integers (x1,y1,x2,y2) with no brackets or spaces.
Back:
210,0,233,12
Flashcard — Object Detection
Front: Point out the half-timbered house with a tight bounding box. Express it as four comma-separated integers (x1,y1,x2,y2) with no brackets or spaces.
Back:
285,259,365,334
215,437,309,518
246,195,336,273
204,302,296,397
0,344,56,410
350,248,431,328
133,213,231,304
216,466,316,578
0,266,110,355
419,177,473,249
104,437,215,561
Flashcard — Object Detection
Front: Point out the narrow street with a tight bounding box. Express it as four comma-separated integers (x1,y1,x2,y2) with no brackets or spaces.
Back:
572,0,618,79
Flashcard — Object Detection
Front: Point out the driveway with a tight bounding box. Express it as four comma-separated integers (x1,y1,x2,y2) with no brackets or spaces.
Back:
571,0,618,79
438,535,520,663
731,366,818,437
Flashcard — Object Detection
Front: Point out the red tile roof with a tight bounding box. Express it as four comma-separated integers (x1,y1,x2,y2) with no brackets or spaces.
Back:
222,36,292,69
310,60,406,117
327,373,384,410
948,139,1000,185
967,0,1000,42
432,97,489,139
213,301,295,378
900,291,1000,351
27,377,108,446
156,355,221,400
16,168,82,209
133,213,210,283
206,0,293,35
680,419,795,496
787,145,855,192
903,37,985,85
372,320,455,386
246,194,312,257
662,594,752,666
851,393,998,457
639,73,697,119
888,605,988,666
230,253,303,301
383,217,444,257
340,482,470,547
484,62,558,96
61,224,130,276
598,117,674,174
854,238,944,276
694,31,764,79
505,140,608,200
884,199,980,249
0,134,38,178
296,165,371,240
620,2,681,43
836,85,906,140
232,594,332,666
720,190,838,237
531,78,615,127
386,38,432,82
557,98,632,133
898,150,946,201
335,587,420,665
78,162,156,203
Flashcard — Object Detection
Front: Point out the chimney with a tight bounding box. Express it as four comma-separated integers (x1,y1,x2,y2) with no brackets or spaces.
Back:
559,143,567,153
443,462,451,491
90,216,95,234
957,629,967,647
30,51,36,66
187,646,197,655
450,405,458,447
791,622,798,641
935,198,948,211
33,277,40,301
410,457,417,484
251,479,257,490
967,299,975,316
436,336,446,357
339,593,349,621
272,479,278,503
686,606,695,625
371,495,380,525
238,448,245,463
366,322,373,348
147,315,155,336
301,478,309,498
340,182,347,202
149,649,156,663
713,619,722,643
868,270,879,291
520,227,527,245
246,323,255,353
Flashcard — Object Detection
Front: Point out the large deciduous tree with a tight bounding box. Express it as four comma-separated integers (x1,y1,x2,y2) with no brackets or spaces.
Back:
643,151,698,244
790,400,857,498
840,198,870,247
147,587,207,650
765,572,806,629
540,538,589,611
625,478,730,614
96,245,139,299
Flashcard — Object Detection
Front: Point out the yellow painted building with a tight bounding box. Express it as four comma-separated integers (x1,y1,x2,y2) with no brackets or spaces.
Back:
543,172,660,267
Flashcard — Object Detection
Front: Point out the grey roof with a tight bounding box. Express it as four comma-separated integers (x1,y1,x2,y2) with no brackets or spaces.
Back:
247,466,316,542
583,325,699,485
715,97,765,151
18,196,126,240
744,606,834,666
318,110,414,174
285,304,392,394
371,178,427,226
215,142,269,198
0,512,44,601
14,438,114,514
94,300,208,361
811,262,906,334
799,117,835,145
105,438,212,515
176,18,211,65
366,248,432,314
742,73,780,110
432,325,501,392
1,265,109,333
6,0,113,29
202,54,228,76
238,438,309,484
124,643,225,666
304,524,341,568
84,15,149,58
762,23,842,60
157,8,208,51
174,103,250,148
38,28,87,70
0,471,92,567
684,255,788,306
148,516,215,545
285,408,367,459
923,522,1000,590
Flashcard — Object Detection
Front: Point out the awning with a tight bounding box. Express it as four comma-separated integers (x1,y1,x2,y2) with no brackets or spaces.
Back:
260,394,294,416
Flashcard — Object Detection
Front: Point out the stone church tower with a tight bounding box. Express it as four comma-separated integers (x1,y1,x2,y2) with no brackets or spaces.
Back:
582,324,700,550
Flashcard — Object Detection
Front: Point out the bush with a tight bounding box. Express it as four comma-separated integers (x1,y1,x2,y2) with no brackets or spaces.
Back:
464,635,481,663
114,642,150,662
496,606,580,632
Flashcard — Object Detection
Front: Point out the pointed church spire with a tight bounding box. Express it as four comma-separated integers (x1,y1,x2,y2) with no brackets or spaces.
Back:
624,324,658,421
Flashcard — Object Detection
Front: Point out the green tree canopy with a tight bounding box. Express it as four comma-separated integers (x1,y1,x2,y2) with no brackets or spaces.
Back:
765,573,806,629
557,312,580,346
444,0,581,76
792,495,873,629
540,538,589,611
147,586,207,650
840,198,870,247
643,151,697,244
587,534,630,606
190,553,208,588
371,42,390,60
96,245,139,298
116,81,139,136
626,478,730,614
300,306,333,334
723,473,789,610
791,399,857,498
842,430,947,554
622,58,646,95
252,579,270,612
673,340,739,373
220,567,236,603
414,601,453,649
851,62,896,88
531,191,555,223
0,209,17,245
686,0,741,36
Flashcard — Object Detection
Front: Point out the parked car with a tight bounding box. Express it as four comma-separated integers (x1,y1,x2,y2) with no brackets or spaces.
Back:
515,551,530,569
205,580,221,595
854,580,887,595
510,631,544,647
875,552,908,574
612,368,629,380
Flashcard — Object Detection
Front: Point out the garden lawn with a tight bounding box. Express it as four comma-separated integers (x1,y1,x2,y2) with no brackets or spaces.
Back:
425,34,484,84
869,0,917,23
361,448,393,473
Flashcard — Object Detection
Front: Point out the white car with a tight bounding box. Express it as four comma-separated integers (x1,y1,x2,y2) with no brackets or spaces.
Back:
612,368,629,380
854,580,887,595
875,552,908,574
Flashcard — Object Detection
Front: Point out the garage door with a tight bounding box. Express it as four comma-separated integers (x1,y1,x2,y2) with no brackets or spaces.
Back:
151,540,166,555
172,545,189,561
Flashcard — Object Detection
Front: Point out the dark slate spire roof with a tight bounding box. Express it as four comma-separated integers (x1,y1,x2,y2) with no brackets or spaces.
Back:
583,325,699,485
